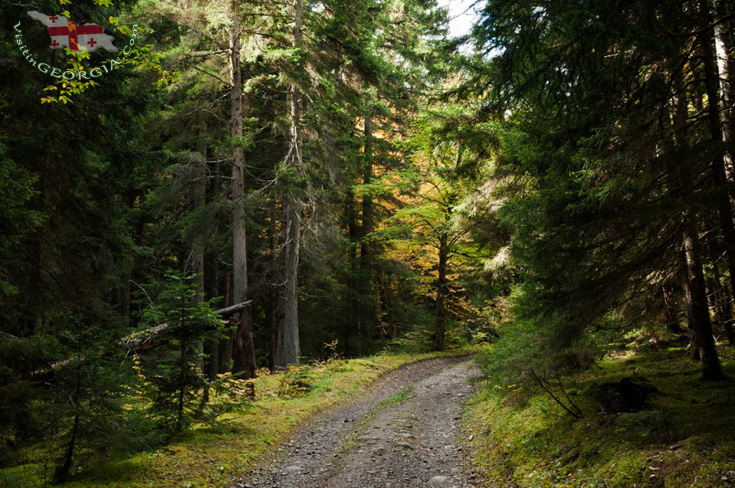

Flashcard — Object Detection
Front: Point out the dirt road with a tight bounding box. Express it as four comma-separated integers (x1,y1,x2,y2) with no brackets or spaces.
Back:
235,357,479,488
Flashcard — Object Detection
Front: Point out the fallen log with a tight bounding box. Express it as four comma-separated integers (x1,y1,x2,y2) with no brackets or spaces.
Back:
118,301,251,352
22,301,252,380
213,302,252,318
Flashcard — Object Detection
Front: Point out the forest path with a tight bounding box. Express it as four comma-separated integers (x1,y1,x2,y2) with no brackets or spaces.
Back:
235,356,480,488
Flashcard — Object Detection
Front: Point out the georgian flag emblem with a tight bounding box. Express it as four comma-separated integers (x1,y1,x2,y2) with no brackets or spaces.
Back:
27,11,118,53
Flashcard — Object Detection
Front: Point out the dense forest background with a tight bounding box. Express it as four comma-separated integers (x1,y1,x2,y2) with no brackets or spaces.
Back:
3,0,735,484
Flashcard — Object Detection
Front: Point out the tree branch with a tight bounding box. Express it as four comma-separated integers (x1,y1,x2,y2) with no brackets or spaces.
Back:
25,302,252,380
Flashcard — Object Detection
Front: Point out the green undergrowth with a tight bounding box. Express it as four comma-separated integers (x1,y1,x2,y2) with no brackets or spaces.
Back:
464,346,735,487
1,351,464,488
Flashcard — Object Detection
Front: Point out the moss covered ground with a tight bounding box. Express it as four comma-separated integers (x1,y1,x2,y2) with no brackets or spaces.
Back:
464,345,735,487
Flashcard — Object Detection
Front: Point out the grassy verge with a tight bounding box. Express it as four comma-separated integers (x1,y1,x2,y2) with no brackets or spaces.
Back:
2,351,458,488
464,346,735,487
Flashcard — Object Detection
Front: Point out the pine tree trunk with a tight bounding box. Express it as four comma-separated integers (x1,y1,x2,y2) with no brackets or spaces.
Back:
662,284,683,334
177,337,187,432
220,272,233,371
204,250,220,380
670,57,724,378
52,370,81,484
277,206,301,365
268,200,279,372
701,0,735,316
358,113,375,354
376,270,392,339
345,190,359,356
276,0,304,367
434,233,449,351
713,262,735,343
52,410,79,484
233,302,256,377
714,0,735,318
361,114,374,267
194,126,208,373
715,0,735,175
677,235,701,361
229,1,255,378
268,295,277,372
678,222,724,379
204,250,222,379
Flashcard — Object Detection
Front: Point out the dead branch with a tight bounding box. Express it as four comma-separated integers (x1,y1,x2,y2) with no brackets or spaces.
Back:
530,368,584,420
24,301,252,380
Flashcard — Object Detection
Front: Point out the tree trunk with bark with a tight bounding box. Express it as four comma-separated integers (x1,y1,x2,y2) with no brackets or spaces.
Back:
204,249,220,380
345,189,359,356
662,284,683,334
713,262,735,343
434,232,449,351
193,124,208,374
52,370,81,484
678,222,724,379
277,206,301,365
361,115,374,271
276,0,304,366
715,0,735,175
356,113,375,355
700,0,735,315
670,62,724,379
220,265,233,371
233,302,256,377
267,200,279,372
229,1,256,378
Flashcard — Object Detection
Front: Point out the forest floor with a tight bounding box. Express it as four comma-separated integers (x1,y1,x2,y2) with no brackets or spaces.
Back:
235,356,480,488
466,344,735,487
1,352,480,487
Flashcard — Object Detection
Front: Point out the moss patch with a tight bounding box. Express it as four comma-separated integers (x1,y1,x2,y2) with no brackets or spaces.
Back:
464,347,735,487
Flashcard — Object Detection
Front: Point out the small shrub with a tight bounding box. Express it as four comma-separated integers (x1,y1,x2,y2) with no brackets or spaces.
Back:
277,365,313,397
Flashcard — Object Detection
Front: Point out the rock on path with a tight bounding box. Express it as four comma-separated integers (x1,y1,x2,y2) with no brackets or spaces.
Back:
234,357,480,488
